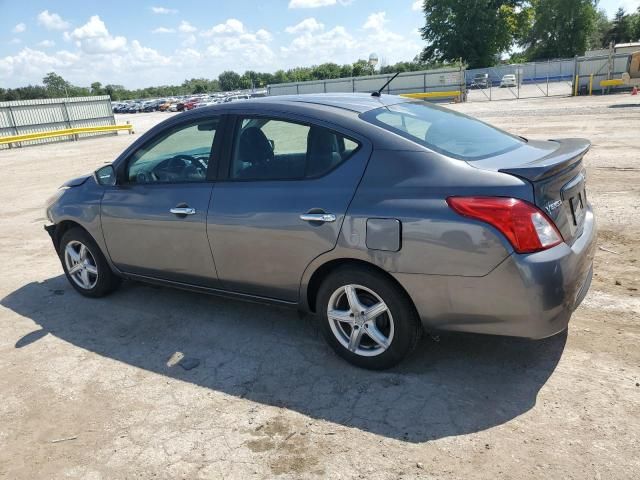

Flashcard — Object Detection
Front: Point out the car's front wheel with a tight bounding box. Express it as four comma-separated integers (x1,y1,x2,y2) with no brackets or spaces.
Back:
59,227,121,298
317,266,421,370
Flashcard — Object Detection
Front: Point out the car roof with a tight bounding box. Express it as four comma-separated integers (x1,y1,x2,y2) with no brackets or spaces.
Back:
218,93,412,114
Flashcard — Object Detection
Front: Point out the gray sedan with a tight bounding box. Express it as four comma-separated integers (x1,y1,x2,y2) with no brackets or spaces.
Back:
45,93,596,369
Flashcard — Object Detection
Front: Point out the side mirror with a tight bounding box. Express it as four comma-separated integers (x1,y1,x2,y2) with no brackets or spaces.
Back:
95,165,117,186
268,139,275,151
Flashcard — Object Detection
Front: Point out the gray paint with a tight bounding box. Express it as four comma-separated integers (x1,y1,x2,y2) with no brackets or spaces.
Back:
366,219,401,252
45,93,597,339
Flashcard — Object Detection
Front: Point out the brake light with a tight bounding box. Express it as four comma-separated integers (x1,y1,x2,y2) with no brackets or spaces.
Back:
446,197,563,253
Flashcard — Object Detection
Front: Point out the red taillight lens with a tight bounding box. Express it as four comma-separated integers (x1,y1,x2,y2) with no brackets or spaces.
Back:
446,197,563,254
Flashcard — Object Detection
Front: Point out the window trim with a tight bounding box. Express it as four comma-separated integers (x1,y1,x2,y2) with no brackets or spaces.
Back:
221,113,362,183
119,114,225,186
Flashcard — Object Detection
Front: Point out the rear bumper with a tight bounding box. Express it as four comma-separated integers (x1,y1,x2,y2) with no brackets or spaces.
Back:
394,206,597,339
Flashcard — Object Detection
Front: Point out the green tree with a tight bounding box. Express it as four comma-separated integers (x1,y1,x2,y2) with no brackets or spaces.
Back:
588,8,612,49
605,7,634,45
351,59,373,76
218,71,242,91
42,72,71,97
90,82,103,95
418,0,523,68
633,7,640,41
520,0,597,60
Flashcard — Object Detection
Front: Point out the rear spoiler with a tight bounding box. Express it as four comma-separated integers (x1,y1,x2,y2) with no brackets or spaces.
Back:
499,138,590,182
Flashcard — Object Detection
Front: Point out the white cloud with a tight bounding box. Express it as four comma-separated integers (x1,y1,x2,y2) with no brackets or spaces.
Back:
182,34,197,47
151,6,178,14
288,0,352,8
285,17,324,34
363,12,388,31
152,27,176,34
13,23,26,34
178,20,197,33
412,0,422,11
281,25,357,64
1,9,422,89
201,18,245,36
65,15,127,54
36,39,56,48
37,10,70,30
9,38,22,45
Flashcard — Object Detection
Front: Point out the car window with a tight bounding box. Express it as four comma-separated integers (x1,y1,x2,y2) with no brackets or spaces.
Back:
361,102,524,161
230,117,359,180
127,118,219,184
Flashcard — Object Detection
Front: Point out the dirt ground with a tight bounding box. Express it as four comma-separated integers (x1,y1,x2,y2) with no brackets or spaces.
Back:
0,94,638,479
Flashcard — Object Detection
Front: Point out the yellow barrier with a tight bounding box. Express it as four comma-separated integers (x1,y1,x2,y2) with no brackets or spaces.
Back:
401,91,462,100
0,124,134,146
600,78,624,87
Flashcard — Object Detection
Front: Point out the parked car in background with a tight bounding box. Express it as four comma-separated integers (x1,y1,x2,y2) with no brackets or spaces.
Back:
500,74,517,88
45,93,596,369
471,73,490,89
224,94,251,103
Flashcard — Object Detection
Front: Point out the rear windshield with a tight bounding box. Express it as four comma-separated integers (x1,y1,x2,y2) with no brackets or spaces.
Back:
361,102,524,160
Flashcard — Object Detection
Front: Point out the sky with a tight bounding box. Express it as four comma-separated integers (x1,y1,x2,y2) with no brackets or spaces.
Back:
1,0,638,89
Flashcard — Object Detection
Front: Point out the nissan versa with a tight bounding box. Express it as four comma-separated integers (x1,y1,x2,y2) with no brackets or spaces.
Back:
45,93,596,369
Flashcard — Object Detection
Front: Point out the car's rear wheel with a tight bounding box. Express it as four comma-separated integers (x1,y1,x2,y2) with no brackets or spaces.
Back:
317,265,421,370
59,228,121,298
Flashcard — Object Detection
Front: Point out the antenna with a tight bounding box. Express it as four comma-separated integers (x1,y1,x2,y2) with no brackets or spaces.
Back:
371,72,400,97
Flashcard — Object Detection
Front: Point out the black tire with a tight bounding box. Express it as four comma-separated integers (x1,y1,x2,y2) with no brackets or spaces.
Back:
316,265,421,370
58,227,121,298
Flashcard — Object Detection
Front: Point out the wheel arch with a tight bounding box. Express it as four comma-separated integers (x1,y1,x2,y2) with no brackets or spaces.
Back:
51,220,96,253
304,258,418,316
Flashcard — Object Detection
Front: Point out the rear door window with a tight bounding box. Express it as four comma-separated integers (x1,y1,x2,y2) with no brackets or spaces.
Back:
361,102,524,160
229,117,360,180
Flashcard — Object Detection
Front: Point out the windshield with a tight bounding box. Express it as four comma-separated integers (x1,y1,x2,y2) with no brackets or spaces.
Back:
361,102,524,160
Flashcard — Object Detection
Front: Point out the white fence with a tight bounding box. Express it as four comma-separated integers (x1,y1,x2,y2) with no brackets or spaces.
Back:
0,96,115,149
267,53,633,103
268,68,466,97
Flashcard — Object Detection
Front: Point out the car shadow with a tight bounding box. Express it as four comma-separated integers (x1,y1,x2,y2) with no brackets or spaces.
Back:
2,276,567,443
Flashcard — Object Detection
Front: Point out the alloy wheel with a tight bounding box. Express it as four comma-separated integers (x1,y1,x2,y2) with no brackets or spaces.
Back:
64,240,98,290
327,284,394,357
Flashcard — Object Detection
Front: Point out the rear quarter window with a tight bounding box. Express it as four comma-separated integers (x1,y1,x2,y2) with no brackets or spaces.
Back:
361,102,524,161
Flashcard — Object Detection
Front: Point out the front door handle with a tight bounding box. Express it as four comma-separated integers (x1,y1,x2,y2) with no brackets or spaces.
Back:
300,213,336,223
170,207,196,215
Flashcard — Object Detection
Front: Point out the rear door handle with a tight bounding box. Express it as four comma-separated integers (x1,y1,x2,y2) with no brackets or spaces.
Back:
170,207,196,215
300,213,336,223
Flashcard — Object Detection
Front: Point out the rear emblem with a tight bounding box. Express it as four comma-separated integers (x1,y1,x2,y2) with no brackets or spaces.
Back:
545,200,563,214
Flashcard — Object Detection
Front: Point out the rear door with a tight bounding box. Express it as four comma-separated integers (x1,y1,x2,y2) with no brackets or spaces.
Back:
207,113,371,301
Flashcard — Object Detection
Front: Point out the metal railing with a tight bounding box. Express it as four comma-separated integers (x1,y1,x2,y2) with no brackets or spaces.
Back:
0,95,117,149
0,124,134,148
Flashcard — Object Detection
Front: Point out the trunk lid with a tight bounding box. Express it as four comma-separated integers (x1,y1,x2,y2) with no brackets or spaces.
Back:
471,138,590,244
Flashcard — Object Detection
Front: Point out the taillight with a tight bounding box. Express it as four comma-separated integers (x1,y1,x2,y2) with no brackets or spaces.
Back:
446,197,563,253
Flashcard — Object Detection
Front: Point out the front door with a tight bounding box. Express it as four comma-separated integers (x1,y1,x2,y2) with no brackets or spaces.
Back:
101,116,222,287
207,114,371,301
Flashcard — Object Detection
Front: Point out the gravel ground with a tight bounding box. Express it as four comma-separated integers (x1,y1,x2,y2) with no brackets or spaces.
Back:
0,93,638,479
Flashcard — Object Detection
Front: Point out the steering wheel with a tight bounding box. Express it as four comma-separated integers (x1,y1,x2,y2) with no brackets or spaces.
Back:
151,154,205,182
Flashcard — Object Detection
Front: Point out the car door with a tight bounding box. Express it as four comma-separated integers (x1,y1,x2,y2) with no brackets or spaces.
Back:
101,115,223,287
207,113,371,301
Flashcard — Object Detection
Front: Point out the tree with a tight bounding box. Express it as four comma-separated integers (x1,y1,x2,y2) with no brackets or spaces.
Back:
351,59,373,76
634,7,640,41
588,9,612,49
90,82,103,95
519,0,597,60
605,8,634,45
217,71,242,91
419,0,523,68
42,72,71,97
